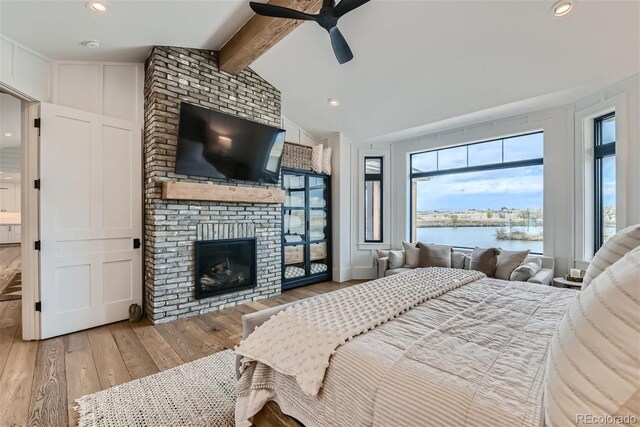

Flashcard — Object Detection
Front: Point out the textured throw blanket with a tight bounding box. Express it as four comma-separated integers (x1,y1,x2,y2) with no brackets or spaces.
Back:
235,267,485,396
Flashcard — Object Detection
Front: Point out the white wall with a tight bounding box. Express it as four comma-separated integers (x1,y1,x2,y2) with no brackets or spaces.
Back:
348,74,639,279
282,116,319,146
326,132,353,282
53,61,144,124
0,34,52,102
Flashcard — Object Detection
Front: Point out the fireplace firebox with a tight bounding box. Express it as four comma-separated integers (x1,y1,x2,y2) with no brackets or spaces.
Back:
194,238,257,299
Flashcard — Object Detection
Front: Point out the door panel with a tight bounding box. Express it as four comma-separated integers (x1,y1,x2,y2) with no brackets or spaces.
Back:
40,102,142,338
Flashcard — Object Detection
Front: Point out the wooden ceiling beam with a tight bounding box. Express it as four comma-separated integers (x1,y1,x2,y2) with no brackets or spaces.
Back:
219,0,323,75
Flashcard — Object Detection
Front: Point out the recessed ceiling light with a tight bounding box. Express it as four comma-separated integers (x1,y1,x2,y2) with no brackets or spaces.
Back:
4,133,11,137
551,0,574,17
328,98,341,108
86,0,108,13
84,40,101,49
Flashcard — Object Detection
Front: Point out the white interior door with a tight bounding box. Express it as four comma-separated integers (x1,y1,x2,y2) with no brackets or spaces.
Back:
39,102,142,338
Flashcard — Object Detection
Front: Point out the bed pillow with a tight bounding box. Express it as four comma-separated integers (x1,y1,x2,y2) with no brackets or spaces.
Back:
388,250,406,269
451,251,466,269
582,223,640,290
469,247,499,277
544,247,640,426
417,243,452,268
311,144,323,173
401,241,420,268
510,258,542,282
495,249,530,280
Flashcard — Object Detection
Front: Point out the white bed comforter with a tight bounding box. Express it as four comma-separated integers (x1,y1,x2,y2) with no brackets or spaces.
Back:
236,272,578,427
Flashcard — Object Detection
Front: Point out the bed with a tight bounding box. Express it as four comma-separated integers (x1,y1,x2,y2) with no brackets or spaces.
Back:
235,267,578,427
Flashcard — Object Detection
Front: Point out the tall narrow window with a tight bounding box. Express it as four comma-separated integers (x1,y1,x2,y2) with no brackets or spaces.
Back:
594,113,616,251
364,157,383,242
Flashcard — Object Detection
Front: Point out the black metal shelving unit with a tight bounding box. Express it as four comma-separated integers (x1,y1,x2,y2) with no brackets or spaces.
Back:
281,168,331,290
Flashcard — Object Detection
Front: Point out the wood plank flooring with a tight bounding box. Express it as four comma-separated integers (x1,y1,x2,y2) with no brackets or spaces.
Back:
0,247,360,427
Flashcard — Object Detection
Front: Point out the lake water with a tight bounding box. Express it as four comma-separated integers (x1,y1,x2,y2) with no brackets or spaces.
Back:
416,226,543,253
415,225,617,254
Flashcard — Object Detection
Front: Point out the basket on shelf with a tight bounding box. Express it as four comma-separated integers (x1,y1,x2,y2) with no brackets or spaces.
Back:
282,142,312,171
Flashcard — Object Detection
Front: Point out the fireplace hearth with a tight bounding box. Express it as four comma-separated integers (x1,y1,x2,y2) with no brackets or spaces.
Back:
194,238,257,299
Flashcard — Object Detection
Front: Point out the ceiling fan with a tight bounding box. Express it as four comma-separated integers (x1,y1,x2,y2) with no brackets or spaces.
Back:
249,0,371,64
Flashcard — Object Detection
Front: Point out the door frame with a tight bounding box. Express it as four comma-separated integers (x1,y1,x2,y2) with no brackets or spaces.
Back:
0,81,40,340
21,102,40,340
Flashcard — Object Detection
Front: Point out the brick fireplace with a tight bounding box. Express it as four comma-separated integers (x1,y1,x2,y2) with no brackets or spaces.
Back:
143,46,283,323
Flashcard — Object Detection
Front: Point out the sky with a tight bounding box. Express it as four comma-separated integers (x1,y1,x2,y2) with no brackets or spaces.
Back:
415,165,544,211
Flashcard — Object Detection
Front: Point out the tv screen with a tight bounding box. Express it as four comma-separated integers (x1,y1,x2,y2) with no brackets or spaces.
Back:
175,102,286,184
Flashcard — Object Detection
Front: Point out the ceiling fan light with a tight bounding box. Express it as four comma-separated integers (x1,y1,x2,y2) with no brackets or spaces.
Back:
551,1,573,17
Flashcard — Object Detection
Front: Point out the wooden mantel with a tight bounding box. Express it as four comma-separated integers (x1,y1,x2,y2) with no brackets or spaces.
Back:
161,181,285,204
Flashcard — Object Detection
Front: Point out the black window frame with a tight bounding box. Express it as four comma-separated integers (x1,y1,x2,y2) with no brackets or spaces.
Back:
364,156,384,243
409,131,544,253
593,112,616,253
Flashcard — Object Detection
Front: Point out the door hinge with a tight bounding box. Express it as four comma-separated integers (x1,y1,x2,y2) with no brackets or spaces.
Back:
34,240,41,251
34,118,41,135
34,179,41,189
133,238,141,249
35,302,41,312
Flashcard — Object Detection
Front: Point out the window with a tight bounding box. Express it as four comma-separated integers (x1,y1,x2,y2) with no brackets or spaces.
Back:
594,113,616,251
364,157,383,242
410,132,544,253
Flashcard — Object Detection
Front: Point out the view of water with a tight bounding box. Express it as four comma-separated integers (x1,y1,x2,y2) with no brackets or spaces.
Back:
416,226,543,253
416,225,617,254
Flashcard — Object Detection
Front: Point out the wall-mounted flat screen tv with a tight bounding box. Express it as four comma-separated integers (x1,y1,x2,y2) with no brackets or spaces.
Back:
175,102,286,184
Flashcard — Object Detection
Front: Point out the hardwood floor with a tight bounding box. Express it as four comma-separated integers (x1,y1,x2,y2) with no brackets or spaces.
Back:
0,245,21,295
0,272,360,427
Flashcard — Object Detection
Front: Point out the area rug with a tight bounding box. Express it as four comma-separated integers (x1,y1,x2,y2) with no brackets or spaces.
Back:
0,272,21,301
75,349,237,427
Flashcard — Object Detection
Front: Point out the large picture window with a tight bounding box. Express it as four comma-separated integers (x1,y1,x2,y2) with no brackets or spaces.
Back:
410,132,544,253
594,113,616,251
364,157,383,242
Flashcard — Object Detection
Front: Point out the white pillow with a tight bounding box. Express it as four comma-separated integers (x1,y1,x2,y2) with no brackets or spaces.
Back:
544,247,640,426
388,250,405,269
510,258,542,282
311,144,323,173
375,249,389,260
582,223,640,289
401,241,419,268
322,146,332,175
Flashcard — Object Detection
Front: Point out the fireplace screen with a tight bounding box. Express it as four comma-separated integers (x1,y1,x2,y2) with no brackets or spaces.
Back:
194,238,257,299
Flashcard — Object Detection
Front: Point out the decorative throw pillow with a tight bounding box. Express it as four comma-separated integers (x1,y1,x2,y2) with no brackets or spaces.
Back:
463,254,471,270
375,249,389,260
388,250,406,269
582,223,640,289
417,243,452,268
322,146,332,175
311,144,323,173
401,241,420,268
544,247,640,426
451,252,466,269
495,249,530,280
469,247,499,277
510,258,542,282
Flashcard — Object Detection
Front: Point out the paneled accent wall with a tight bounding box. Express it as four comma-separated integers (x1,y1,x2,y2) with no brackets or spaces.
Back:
144,46,282,323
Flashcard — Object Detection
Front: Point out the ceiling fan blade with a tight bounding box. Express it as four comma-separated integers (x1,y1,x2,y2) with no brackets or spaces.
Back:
249,2,317,21
333,0,371,17
329,26,354,64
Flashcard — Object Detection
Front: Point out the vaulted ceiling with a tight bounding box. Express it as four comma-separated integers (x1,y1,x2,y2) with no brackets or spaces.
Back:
1,1,638,142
